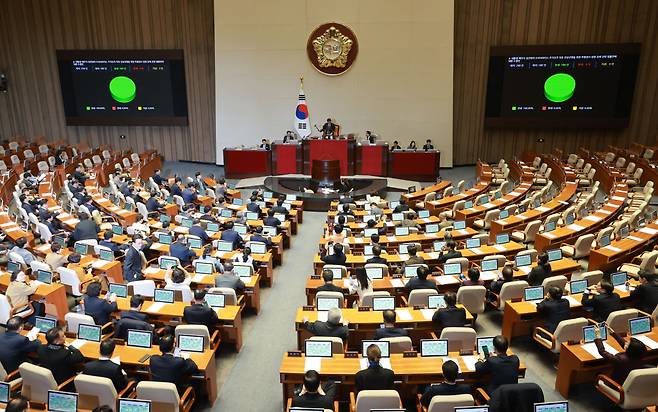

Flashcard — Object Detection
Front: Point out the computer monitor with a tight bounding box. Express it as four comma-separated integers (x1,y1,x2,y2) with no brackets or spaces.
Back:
583,323,607,343
443,263,462,275
479,195,490,205
395,226,410,236
494,191,502,200
262,226,277,236
465,238,481,249
0,381,8,404
534,401,568,412
206,223,220,232
47,390,78,412
496,233,510,244
112,224,124,235
362,340,390,357
286,194,297,201
78,324,101,342
37,269,53,284
452,187,460,195
569,280,588,295
234,224,247,235
428,294,446,309
233,265,252,277
420,339,448,357
127,329,153,348
250,242,267,254
418,210,430,219
454,221,466,230
204,293,226,308
159,257,178,270
372,296,395,311
366,267,384,280
304,340,333,358
363,214,375,223
181,218,193,228
191,261,212,275
433,241,446,252
390,201,400,209
399,244,411,254
620,225,630,238
464,201,473,209
565,213,575,225
629,316,652,336
158,233,173,245
455,408,489,412
289,409,325,412
34,316,57,332
220,209,233,218
52,235,65,247
216,240,233,252
611,271,628,287
364,228,378,237
363,245,375,256
74,242,89,255
476,337,495,355
117,398,152,412
425,223,439,234
177,334,205,353
246,212,259,221
186,237,201,249
404,265,420,278
324,267,342,280
109,283,128,298
159,214,171,224
232,198,243,206
524,286,544,302
274,213,287,222
124,202,134,212
262,191,273,199
481,259,499,272
547,249,562,262
599,234,611,248
499,210,509,219
316,296,340,311
515,254,532,267
408,186,416,193
544,221,557,232
392,213,404,222
99,248,114,262
154,289,175,304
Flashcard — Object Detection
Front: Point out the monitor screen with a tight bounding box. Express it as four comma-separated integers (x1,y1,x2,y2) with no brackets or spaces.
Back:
466,238,481,249
372,296,395,311
305,340,333,358
99,249,114,262
477,337,495,355
159,257,178,270
206,223,220,232
177,334,205,353
544,221,557,232
395,226,410,236
496,233,510,244
37,269,53,284
464,201,474,209
194,261,215,275
118,398,152,412
425,223,439,234
404,265,420,278
250,242,267,254
0,382,8,404
263,191,273,199
428,294,446,309
524,286,544,302
216,240,233,252
433,241,446,252
363,245,374,256
499,210,509,219
620,225,630,238
629,316,652,336
127,329,153,348
159,214,171,224
154,289,175,303
74,242,89,255
390,201,400,209
547,249,562,261
569,280,587,294
479,196,490,205
599,234,611,247
481,259,499,272
78,324,101,342
274,213,287,222
47,390,78,412
420,339,448,357
34,316,57,332
158,233,173,245
286,194,297,201
515,254,532,267
262,226,277,236
611,271,628,286
362,340,390,357
444,263,462,275
220,209,233,218
366,267,384,280
454,221,466,230
534,402,568,412
234,225,247,235
494,191,502,199
181,218,193,228
326,267,343,280
52,236,66,247
399,244,410,254
187,238,202,249
246,212,259,221
232,198,243,206
364,228,378,237
582,323,607,343
316,297,340,311
392,213,404,222
363,214,375,223
233,265,252,277
204,293,226,308
112,225,124,235
418,210,430,219
109,282,128,298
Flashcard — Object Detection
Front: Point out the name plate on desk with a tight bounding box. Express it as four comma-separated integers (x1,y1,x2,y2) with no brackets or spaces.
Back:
344,351,359,358
403,351,418,358
287,351,302,357
358,306,371,312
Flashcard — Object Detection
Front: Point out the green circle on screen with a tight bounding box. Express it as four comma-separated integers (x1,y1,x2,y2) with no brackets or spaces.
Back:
109,76,136,103
544,73,575,103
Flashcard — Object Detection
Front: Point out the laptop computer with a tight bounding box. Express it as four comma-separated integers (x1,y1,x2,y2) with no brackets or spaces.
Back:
109,282,128,298
117,399,152,412
420,339,448,357
78,324,101,342
47,390,78,412
204,293,226,308
524,286,544,302
127,329,153,348
304,340,333,358
177,334,205,353
427,294,446,309
34,316,57,332
365,267,384,280
194,261,215,275
362,340,390,357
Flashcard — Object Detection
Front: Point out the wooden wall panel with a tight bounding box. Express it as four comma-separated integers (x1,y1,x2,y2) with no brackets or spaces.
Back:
454,0,658,165
0,0,215,162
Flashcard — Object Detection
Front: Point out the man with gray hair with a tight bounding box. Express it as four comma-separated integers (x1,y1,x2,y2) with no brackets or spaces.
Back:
301,307,349,342
214,261,245,293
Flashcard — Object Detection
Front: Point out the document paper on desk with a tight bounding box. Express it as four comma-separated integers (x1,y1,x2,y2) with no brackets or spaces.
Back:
390,278,405,288
395,309,413,321
192,273,206,283
634,335,658,350
69,339,87,349
144,267,161,274
461,355,479,371
360,357,392,371
421,309,435,320
304,357,322,373
565,296,580,307
146,302,166,313
581,342,619,359
640,227,658,236
492,244,507,252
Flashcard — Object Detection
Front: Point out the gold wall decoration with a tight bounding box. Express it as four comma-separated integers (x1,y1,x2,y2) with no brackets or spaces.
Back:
306,23,358,76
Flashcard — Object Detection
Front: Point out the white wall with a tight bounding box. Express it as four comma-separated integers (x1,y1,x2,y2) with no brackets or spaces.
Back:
214,0,454,166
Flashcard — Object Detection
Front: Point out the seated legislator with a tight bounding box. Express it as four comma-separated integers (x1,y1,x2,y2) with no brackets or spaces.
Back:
152,169,163,186
527,252,552,286
84,281,118,325
489,266,514,296
150,334,199,394
123,235,146,282
581,280,623,322
263,209,282,228
146,192,165,212
188,219,210,243
594,324,653,383
366,245,388,265
475,335,520,394
233,247,258,272
355,344,395,392
82,339,129,391
321,243,347,265
462,267,484,286
99,230,123,254
164,266,193,303
37,327,84,385
536,286,571,333
404,245,425,266
259,139,271,151
405,266,437,291
181,184,198,204
45,242,68,270
437,241,461,264
70,212,100,243
374,309,408,339
220,221,244,250
348,267,374,306
291,370,336,409
420,359,471,408
325,225,346,244
317,269,344,293
423,139,434,151
283,130,296,143
6,269,41,320
432,291,467,328
183,289,219,327
630,271,658,314
301,307,349,342
0,317,41,373
169,235,197,267
10,237,36,265
401,212,420,229
249,225,272,249
321,118,337,139
270,197,289,218
246,195,262,215
114,295,153,340
390,141,401,150
5,398,29,412
214,262,245,292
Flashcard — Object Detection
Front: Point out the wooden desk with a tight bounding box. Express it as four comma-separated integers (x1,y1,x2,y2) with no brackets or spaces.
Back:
425,162,492,216
588,222,658,272
0,273,69,321
402,181,451,203
454,182,533,226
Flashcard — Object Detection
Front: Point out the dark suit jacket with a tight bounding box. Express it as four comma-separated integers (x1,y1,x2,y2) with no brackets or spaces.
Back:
169,242,196,266
432,306,467,328
123,246,143,282
249,234,271,248
595,331,653,383
84,296,118,325
317,283,344,293
150,353,199,391
263,216,282,227
114,314,153,340
321,253,347,265
72,219,99,241
183,303,219,327
291,381,335,409
475,354,520,394
83,359,128,391
581,291,623,322
366,256,388,265
374,327,408,339
220,230,243,250
37,343,85,384
146,197,164,212
181,189,197,204
631,282,658,314
246,202,262,215
437,250,462,264
404,277,437,291
304,320,348,341
170,184,183,197
0,331,41,372
536,298,570,333
420,382,471,407
355,364,395,392
99,240,121,253
527,264,552,286
189,225,210,243
152,174,163,186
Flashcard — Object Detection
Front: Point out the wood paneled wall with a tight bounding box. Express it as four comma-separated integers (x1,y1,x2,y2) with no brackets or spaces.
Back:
0,0,215,162
454,0,658,165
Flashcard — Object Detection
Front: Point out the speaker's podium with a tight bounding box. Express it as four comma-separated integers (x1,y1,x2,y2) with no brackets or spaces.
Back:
301,138,355,176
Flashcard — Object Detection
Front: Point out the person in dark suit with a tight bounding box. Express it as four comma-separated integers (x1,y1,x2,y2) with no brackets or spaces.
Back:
170,178,183,197
594,324,652,383
152,169,163,186
475,335,520,394
114,296,153,340
390,141,401,150
123,235,146,282
194,172,206,192
366,245,388,265
317,269,344,293
246,196,262,216
169,235,197,267
259,139,271,151
84,281,118,325
536,286,571,333
321,118,336,139
581,280,623,322
302,307,348,342
420,360,471,407
462,267,484,286
321,243,347,265
181,184,198,205
0,317,41,373
149,335,199,393
99,230,122,254
374,310,408,339
437,241,462,264
630,271,658,314
188,220,210,243
72,165,87,184
291,370,336,409
37,327,84,385
263,209,282,228
220,221,244,250
271,198,289,217
366,130,376,144
392,198,410,213
405,266,437,291
82,339,129,391
404,245,425,266
432,291,467,328
71,212,99,243
355,344,395,392
489,266,514,296
183,290,219,327
527,252,552,286
249,226,272,249
5,398,29,412
146,193,165,212
422,139,434,151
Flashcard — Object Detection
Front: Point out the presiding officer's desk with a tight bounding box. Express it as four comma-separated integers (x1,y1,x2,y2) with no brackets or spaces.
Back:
279,351,525,404
293,307,473,351
223,147,272,179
